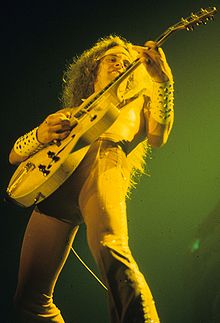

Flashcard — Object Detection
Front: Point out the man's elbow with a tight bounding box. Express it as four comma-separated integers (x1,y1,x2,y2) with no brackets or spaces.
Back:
9,149,26,165
9,151,18,165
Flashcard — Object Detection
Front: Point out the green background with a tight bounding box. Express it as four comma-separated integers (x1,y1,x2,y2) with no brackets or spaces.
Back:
1,1,220,322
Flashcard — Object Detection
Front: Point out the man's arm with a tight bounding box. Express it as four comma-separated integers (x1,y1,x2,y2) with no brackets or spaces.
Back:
134,41,174,147
9,111,72,165
144,80,174,147
145,109,174,147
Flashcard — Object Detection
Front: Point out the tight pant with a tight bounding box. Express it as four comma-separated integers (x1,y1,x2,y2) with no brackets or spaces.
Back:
13,139,160,323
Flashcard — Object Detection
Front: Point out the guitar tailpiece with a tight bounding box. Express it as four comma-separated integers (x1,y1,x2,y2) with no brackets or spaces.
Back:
150,81,174,125
14,127,45,157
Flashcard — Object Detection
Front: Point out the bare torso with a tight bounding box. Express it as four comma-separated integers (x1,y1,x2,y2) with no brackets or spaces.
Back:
101,95,147,149
104,96,146,142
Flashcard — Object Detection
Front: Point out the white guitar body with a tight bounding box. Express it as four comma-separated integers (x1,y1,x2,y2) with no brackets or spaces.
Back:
7,97,120,207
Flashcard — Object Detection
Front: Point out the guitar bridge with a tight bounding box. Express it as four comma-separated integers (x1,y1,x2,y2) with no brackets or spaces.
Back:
38,164,50,176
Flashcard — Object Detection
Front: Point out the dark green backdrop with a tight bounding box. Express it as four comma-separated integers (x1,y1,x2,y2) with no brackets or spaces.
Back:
1,1,220,322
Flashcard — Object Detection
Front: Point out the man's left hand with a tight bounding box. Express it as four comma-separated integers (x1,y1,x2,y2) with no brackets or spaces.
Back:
133,41,173,83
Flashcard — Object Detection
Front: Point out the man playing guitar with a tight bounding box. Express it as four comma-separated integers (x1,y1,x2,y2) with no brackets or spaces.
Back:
10,35,174,323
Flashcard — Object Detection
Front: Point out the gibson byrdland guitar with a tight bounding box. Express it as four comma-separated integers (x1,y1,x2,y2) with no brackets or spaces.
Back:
7,7,217,207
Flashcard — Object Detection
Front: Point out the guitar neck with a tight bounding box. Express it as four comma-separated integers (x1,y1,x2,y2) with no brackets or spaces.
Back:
155,28,176,47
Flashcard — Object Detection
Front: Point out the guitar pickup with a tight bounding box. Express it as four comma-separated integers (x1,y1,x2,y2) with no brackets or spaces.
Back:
38,164,50,176
47,151,60,162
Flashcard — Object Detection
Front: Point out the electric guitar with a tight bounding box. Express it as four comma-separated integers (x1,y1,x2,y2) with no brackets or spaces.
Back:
7,6,217,207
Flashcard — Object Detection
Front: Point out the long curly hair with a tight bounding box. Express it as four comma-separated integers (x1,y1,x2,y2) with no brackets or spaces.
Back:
61,35,135,107
61,34,151,195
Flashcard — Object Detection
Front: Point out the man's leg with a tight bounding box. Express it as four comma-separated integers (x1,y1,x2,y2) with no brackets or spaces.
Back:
14,209,79,322
79,144,160,323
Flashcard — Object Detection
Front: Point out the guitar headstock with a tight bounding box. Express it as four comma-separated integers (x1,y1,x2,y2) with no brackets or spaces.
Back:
155,7,218,46
172,7,218,32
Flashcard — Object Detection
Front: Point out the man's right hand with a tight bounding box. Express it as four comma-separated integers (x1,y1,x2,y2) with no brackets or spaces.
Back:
37,111,72,144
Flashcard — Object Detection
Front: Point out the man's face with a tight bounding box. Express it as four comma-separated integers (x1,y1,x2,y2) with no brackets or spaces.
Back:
94,46,133,92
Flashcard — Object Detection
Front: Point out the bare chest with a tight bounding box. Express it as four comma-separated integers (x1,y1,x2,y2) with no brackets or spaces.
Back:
104,96,146,141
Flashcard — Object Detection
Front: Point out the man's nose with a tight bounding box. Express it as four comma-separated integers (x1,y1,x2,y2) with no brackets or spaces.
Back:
114,60,125,69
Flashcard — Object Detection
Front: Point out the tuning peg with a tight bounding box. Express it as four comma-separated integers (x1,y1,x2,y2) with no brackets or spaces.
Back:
181,17,188,23
191,13,198,19
200,8,208,13
186,25,194,31
196,20,203,26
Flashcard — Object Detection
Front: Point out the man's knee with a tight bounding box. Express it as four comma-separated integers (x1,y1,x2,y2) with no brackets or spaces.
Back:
98,234,133,266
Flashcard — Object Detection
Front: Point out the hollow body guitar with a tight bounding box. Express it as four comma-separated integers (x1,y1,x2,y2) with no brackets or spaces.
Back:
7,87,124,207
7,7,217,207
